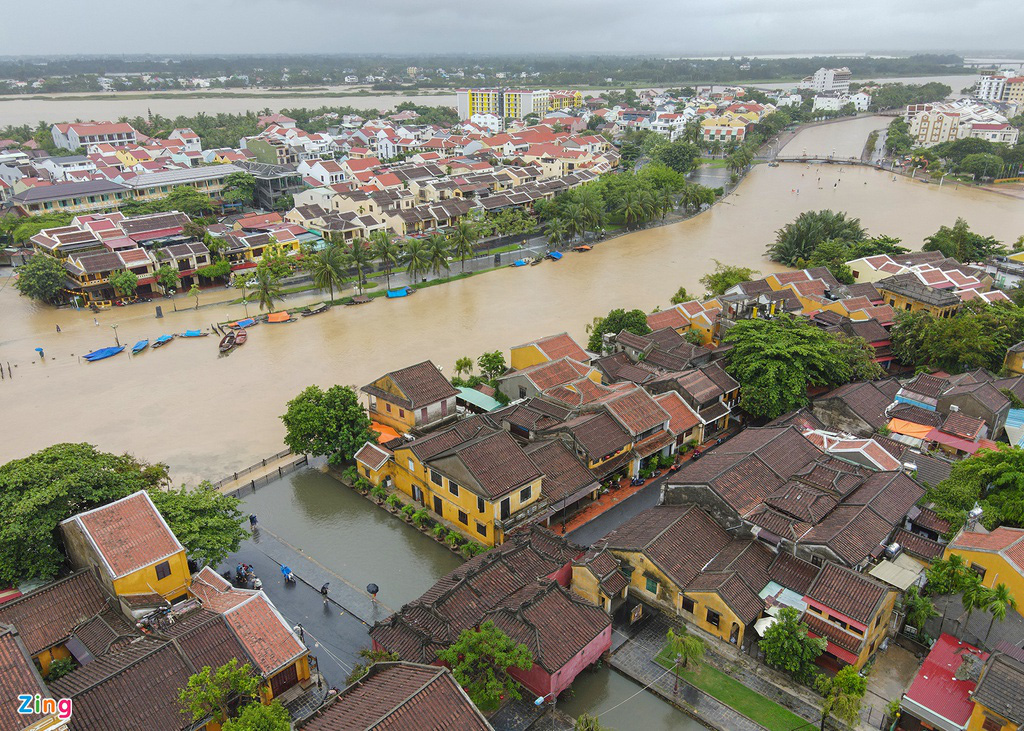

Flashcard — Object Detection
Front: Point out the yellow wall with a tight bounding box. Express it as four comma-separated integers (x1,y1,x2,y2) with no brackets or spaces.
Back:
259,655,311,703
856,591,896,668
510,344,547,371
1004,350,1024,378
367,375,418,433
877,287,959,318
35,644,72,676
968,704,1019,731
111,549,191,602
683,591,747,646
571,565,604,607
944,547,1024,607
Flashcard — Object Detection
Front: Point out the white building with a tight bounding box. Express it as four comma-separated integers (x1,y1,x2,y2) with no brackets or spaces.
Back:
51,122,138,151
469,113,503,133
36,155,97,181
905,100,1017,147
800,67,852,95
775,93,803,108
850,92,872,111
812,95,846,112
169,128,202,153
976,75,1007,102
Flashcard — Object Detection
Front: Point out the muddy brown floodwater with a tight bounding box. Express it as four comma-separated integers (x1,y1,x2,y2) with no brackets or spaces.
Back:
1,116,1021,483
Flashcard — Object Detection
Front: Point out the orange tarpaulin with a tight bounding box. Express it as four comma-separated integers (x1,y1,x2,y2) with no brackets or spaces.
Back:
888,418,934,439
266,311,291,323
371,423,401,442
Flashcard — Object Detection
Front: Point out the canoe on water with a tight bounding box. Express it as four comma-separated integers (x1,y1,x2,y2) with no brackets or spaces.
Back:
301,303,331,316
151,334,173,348
131,340,149,354
179,329,208,338
84,345,125,362
219,331,236,353
234,329,247,346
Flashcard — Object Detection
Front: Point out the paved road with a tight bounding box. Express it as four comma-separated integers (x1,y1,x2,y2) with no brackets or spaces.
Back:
567,480,664,546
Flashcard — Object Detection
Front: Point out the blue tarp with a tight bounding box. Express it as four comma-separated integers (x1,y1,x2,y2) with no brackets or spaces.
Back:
386,287,410,298
155,335,172,344
548,251,563,260
236,318,256,328
84,345,125,361
512,259,527,267
131,340,148,353
181,329,203,338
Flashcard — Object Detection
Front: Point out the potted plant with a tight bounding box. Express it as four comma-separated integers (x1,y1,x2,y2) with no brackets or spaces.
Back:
370,485,388,504
385,494,402,512
401,504,416,522
432,524,447,542
445,532,463,550
354,478,371,495
341,465,359,484
412,509,429,528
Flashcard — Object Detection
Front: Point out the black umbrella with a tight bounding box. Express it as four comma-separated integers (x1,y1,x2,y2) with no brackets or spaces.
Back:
366,583,379,595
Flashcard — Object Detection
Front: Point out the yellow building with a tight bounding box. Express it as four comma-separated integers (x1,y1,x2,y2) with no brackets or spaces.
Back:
967,652,1024,731
945,526,1024,607
362,360,459,434
1004,342,1024,377
572,547,630,614
876,274,961,317
510,332,590,370
60,491,191,608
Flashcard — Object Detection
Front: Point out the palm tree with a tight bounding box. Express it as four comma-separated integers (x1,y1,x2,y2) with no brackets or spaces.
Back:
304,242,345,303
639,189,657,225
253,265,282,312
983,583,1018,644
449,221,480,273
683,118,703,144
665,627,704,694
425,233,451,279
960,575,989,632
370,230,400,291
402,238,431,284
563,202,586,242
344,238,373,295
546,218,567,250
618,188,644,229
656,189,676,221
578,187,605,238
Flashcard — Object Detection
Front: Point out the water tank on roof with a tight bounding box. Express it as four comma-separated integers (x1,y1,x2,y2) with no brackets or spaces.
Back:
884,542,902,560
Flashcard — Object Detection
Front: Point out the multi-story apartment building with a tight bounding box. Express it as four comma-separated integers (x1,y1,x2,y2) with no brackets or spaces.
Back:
1005,76,1024,105
799,67,852,95
977,75,1008,101
905,101,1019,147
457,88,570,122
51,122,138,151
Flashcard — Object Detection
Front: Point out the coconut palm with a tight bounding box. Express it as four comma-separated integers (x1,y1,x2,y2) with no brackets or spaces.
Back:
304,242,345,303
402,238,431,284
370,230,400,290
578,187,605,237
683,118,703,144
563,202,586,243
618,188,645,229
656,189,676,221
449,220,480,273
253,264,282,312
983,583,1018,644
960,574,989,631
640,189,657,225
425,233,451,279
344,238,373,294
546,218,567,250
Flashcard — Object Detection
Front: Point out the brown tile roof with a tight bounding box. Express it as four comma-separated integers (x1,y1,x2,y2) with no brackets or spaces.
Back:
601,387,670,436
223,594,305,676
647,308,688,331
803,612,863,654
941,411,986,440
364,360,458,409
805,562,890,625
515,357,593,391
903,373,949,399
575,548,629,597
843,472,924,524
162,608,252,674
297,662,492,731
524,440,598,505
951,526,1024,553
890,403,944,428
0,570,107,656
592,352,658,385
528,332,589,363
654,391,700,436
487,580,609,672
0,626,47,731
72,605,135,656
801,504,894,566
48,638,165,697
815,380,897,431
911,506,951,535
768,553,820,595
355,442,391,471
972,653,1024,725
61,491,183,579
429,430,543,499
893,528,945,561
554,412,632,461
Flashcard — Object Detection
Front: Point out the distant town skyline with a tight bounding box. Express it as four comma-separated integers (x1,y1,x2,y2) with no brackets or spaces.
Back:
3,0,1023,57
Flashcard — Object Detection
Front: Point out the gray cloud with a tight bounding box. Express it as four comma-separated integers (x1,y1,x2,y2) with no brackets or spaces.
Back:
4,0,1023,55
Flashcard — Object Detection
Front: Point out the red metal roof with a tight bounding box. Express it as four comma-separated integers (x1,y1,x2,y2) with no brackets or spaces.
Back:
903,634,987,727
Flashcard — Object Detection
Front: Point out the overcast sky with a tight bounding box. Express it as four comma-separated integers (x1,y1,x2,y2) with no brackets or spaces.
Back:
4,0,1023,56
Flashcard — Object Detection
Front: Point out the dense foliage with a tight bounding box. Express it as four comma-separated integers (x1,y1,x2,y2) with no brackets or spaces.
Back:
148,484,249,569
14,254,66,302
436,621,533,712
587,308,652,351
699,260,760,296
280,385,377,465
724,316,883,420
922,218,1004,263
865,82,952,111
760,607,826,684
816,666,867,728
179,659,259,726
768,210,867,266
927,445,1024,532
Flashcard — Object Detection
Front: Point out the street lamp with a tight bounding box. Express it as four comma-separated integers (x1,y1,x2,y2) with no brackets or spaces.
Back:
111,324,120,347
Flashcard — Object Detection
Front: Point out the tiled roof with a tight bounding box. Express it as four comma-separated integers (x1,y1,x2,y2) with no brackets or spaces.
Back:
768,553,820,595
62,491,183,579
903,373,949,399
528,332,589,363
223,594,305,676
524,440,598,504
48,638,165,697
355,442,391,471
0,571,107,655
486,580,609,672
555,412,632,460
430,430,543,499
575,548,629,597
909,453,953,489
941,411,985,440
805,562,890,625
951,526,1024,553
163,608,252,674
890,403,944,428
803,612,863,654
602,387,670,436
297,662,492,730
941,381,1009,415
801,504,894,566
515,357,592,391
973,653,1024,725
893,528,944,561
0,625,47,731
364,360,458,409
878,273,961,307
911,506,951,535
654,391,700,437
815,381,896,430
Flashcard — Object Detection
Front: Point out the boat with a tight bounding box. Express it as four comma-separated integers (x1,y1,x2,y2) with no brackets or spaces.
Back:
151,334,173,349
530,257,542,266
234,329,247,346
83,345,125,362
131,339,149,354
301,302,331,317
386,287,413,298
511,259,528,267
219,331,236,353
546,251,563,261
573,245,592,252
229,318,257,329
266,311,295,324
346,294,372,306
178,329,208,338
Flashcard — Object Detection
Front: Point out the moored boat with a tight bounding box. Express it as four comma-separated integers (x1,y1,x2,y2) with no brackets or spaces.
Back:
234,329,247,346
178,329,208,338
131,339,149,354
83,345,125,362
151,334,173,348
219,331,236,353
301,302,331,316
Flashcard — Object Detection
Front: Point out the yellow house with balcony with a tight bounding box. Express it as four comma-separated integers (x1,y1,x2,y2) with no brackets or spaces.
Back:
967,652,1024,731
60,491,191,610
362,361,459,434
944,526,1024,607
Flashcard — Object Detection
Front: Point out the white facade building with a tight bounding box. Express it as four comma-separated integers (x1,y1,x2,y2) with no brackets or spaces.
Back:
800,67,852,95
976,75,1007,102
51,122,138,151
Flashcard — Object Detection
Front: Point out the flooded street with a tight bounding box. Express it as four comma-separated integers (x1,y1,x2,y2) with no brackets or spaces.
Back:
1,116,1022,483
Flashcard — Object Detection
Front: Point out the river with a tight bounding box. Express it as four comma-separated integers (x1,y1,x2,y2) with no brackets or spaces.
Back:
0,116,1021,483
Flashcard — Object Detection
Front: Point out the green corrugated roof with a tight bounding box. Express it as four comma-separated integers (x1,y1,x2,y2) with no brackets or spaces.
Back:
456,387,502,412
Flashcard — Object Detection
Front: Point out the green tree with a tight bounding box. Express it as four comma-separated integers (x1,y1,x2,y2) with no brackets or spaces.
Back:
0,443,169,583
179,659,260,726
343,238,373,294
575,714,612,731
253,263,283,312
546,218,567,249
665,627,705,694
449,221,480,273
165,186,215,218
221,701,290,731
806,239,855,284
670,287,690,305
961,574,988,629
425,232,451,279
454,357,474,378
847,235,909,259
982,583,1018,645
155,265,180,291
196,260,232,281
768,210,866,266
923,218,1004,263
902,586,938,630
760,607,826,684
815,665,866,730
345,648,400,685
280,385,377,465
436,621,533,712
724,316,872,420
146,483,247,569
370,230,400,290
477,351,507,380
13,254,66,302
957,153,1005,180
699,260,759,296
402,238,431,284
654,140,701,173
927,444,1024,531
188,283,201,310
304,242,345,303
586,308,652,351
222,171,257,206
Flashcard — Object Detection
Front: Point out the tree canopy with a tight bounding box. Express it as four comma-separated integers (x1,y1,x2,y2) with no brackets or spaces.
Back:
724,316,882,420
922,218,1004,263
927,445,1024,532
699,260,759,296
281,385,377,465
14,254,66,302
436,621,533,712
760,607,826,683
148,484,248,569
179,659,259,726
816,666,867,729
220,701,290,731
768,210,867,267
587,308,651,351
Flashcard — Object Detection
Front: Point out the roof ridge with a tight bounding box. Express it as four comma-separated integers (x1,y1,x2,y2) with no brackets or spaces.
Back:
67,638,170,696
365,667,447,730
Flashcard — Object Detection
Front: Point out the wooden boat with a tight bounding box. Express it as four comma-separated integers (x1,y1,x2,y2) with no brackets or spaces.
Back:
151,334,173,348
83,345,125,362
573,245,592,252
530,257,542,266
131,339,149,354
386,287,413,298
346,295,372,306
301,302,331,317
234,329,247,346
178,329,208,338
265,311,295,324
219,331,236,353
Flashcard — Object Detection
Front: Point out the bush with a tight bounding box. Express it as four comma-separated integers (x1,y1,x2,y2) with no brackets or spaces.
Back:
341,466,358,483
354,478,372,494
432,524,447,539
412,508,429,527
46,658,76,682
401,504,416,519
385,494,402,509
370,485,389,501
446,532,464,548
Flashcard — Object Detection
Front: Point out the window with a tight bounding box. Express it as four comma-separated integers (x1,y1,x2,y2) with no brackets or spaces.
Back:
875,614,883,628
706,609,720,628
520,485,532,502
477,496,486,513
905,303,912,311
645,577,659,594
458,510,468,525
519,386,527,399
399,409,405,418
155,561,171,580
681,596,695,614
449,481,460,497
408,458,415,472
429,469,443,487
476,522,487,537
971,563,987,581
385,403,392,412
982,717,1004,731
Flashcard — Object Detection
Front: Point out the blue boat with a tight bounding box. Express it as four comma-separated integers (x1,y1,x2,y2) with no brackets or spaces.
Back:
386,287,411,298
179,329,207,338
131,339,149,354
547,251,563,261
83,345,125,362
512,259,527,267
234,318,257,329
151,334,173,349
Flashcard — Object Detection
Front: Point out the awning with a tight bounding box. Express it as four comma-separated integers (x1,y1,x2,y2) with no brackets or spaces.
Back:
456,386,502,412
754,616,777,637
888,418,933,439
370,422,401,442
924,428,983,454
869,557,921,591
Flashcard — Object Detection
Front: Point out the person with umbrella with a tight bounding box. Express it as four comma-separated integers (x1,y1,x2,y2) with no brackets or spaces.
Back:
367,583,379,603
320,582,330,606
281,565,295,584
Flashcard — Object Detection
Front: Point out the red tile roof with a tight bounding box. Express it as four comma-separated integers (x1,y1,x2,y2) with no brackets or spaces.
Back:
602,387,670,436
62,491,183,579
0,571,107,656
951,526,1024,553
223,594,305,676
531,332,589,362
655,391,700,436
0,626,47,731
804,562,890,625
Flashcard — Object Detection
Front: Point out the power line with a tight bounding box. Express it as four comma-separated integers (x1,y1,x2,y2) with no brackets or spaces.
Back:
594,666,673,717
